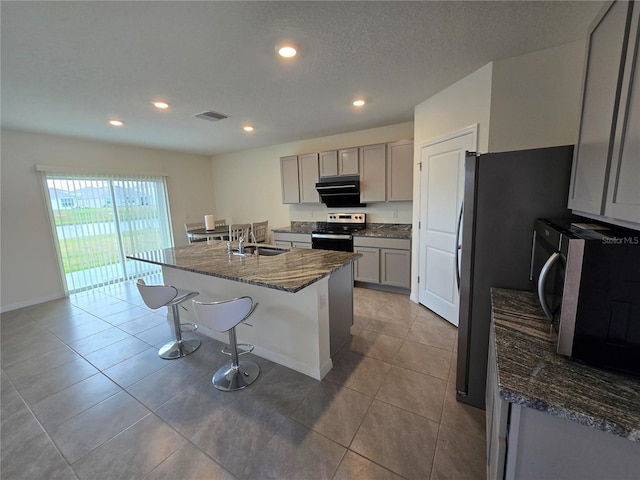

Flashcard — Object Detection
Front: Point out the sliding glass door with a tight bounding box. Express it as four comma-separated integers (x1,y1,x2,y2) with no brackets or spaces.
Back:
42,172,173,293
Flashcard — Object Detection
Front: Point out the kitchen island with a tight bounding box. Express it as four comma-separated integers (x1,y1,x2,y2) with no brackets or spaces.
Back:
128,241,360,380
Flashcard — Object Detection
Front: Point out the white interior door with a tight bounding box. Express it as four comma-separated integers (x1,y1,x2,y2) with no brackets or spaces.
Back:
418,127,477,325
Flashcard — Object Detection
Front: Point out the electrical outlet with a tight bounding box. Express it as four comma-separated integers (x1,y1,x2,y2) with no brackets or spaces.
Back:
392,210,398,219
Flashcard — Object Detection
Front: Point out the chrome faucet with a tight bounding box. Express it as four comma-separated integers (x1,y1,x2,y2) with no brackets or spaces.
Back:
238,235,245,254
249,231,259,256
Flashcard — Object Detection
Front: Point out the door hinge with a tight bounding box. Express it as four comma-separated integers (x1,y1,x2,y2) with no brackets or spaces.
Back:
418,221,421,229
418,162,422,171
417,275,420,284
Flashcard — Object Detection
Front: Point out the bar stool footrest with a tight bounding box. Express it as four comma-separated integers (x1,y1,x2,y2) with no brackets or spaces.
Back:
180,323,198,333
221,343,254,356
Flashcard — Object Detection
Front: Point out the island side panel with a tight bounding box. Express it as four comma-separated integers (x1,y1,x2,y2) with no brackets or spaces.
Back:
328,263,354,356
162,266,332,380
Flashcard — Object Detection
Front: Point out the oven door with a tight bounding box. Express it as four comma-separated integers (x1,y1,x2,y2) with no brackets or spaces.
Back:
311,233,353,252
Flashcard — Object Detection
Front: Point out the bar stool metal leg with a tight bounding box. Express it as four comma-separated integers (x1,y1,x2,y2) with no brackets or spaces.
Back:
212,326,259,391
158,303,201,360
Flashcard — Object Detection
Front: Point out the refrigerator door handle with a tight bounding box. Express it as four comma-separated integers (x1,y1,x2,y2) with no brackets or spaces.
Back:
455,202,463,290
537,252,560,321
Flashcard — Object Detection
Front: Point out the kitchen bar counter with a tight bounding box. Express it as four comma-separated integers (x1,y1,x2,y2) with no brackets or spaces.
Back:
128,241,359,293
128,241,359,380
491,288,640,441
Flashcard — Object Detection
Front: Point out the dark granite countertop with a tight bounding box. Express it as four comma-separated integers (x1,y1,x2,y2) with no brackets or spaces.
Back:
271,224,317,234
272,222,411,240
128,241,360,293
491,288,640,442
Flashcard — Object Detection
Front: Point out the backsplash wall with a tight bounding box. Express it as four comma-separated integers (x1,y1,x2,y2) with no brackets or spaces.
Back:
289,201,413,224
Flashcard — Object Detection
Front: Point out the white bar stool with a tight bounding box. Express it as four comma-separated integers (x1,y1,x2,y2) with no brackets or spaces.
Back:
192,296,259,391
136,279,201,359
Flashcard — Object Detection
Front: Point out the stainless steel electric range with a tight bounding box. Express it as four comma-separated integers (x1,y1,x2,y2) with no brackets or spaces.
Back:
311,213,366,252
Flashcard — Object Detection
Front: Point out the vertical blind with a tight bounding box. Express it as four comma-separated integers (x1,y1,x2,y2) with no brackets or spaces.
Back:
41,170,173,293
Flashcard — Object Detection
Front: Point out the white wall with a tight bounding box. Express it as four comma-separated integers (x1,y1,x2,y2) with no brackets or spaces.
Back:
409,41,587,303
210,122,415,241
0,129,215,311
414,63,493,155
410,63,493,300
489,39,586,152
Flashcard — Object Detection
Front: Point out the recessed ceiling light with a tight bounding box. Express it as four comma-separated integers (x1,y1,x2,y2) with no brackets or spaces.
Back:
243,125,255,132
278,45,297,58
109,119,124,127
152,101,169,109
353,99,366,107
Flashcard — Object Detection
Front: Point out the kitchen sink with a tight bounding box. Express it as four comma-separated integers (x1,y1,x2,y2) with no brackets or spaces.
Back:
232,246,288,256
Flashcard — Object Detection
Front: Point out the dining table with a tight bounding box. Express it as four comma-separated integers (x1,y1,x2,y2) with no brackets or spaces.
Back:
186,226,229,242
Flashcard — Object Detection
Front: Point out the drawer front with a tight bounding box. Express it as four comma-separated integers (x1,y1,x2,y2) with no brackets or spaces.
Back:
353,236,410,250
273,232,312,244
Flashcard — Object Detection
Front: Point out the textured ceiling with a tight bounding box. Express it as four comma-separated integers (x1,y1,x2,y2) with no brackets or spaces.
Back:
1,1,603,156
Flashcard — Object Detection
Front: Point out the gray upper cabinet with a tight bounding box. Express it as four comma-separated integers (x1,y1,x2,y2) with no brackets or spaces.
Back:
280,155,300,204
320,148,359,176
298,153,320,203
338,147,359,175
319,150,338,177
359,144,386,202
569,0,635,216
280,154,320,204
605,5,640,224
386,140,414,201
281,139,414,204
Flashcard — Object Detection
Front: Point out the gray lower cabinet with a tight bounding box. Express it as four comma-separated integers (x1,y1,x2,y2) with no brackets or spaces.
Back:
487,323,640,480
380,248,411,288
353,246,379,283
273,232,312,249
569,0,639,228
354,237,411,290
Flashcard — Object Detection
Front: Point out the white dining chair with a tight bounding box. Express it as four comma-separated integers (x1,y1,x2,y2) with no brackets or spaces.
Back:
185,222,208,243
251,220,268,243
228,223,250,242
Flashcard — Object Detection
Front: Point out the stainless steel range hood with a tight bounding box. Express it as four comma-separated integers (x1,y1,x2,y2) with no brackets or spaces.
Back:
315,175,365,208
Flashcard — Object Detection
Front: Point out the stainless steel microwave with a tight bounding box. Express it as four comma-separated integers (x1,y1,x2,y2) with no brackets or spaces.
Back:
530,218,640,376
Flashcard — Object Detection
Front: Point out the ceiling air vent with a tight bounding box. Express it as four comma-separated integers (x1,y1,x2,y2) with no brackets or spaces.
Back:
194,110,229,122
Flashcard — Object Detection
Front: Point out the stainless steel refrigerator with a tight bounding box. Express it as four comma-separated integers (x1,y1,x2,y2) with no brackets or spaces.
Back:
455,145,574,409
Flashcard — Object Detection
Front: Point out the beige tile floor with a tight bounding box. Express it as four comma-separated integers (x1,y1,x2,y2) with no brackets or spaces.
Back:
1,280,485,480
